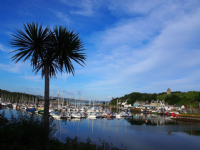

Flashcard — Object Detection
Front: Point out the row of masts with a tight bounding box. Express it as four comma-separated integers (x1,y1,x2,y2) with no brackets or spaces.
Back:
0,92,109,109
0,93,37,104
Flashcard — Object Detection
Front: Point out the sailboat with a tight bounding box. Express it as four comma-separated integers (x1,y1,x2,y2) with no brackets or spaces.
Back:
88,112,97,119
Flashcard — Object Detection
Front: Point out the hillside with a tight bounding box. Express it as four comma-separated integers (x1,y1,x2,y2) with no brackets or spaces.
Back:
111,91,200,107
0,89,37,102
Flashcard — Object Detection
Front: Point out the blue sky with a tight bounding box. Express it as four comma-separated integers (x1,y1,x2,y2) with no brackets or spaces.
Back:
0,0,200,101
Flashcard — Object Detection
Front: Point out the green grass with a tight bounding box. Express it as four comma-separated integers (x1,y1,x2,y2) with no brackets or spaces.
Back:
180,113,200,116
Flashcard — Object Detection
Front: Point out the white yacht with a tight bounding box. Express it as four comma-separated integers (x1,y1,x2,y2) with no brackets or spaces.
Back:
71,112,81,118
116,113,121,118
87,112,96,119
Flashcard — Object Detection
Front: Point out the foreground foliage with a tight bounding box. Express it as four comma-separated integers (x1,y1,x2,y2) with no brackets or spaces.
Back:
0,110,55,150
0,110,126,150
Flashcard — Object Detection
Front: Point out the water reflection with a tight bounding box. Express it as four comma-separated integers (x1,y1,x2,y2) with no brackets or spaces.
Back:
128,113,178,126
1,109,200,150
53,116,200,150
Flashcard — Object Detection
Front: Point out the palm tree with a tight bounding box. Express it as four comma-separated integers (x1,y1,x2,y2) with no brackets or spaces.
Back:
10,22,86,124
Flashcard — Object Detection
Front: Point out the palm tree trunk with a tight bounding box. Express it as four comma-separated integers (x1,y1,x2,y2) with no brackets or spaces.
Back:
44,63,50,124
44,63,50,150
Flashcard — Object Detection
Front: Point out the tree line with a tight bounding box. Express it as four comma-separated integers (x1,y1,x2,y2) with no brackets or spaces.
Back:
0,89,37,103
111,91,200,107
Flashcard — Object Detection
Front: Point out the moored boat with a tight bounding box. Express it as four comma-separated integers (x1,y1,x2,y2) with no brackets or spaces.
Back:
147,110,151,114
142,109,148,114
151,110,157,114
106,113,113,118
169,112,174,117
12,103,17,109
88,112,96,119
38,109,44,115
116,113,121,118
71,112,81,118
174,112,179,117
157,108,165,115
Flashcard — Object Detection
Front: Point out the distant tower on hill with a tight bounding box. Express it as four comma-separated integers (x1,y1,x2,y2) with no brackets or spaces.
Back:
167,88,171,94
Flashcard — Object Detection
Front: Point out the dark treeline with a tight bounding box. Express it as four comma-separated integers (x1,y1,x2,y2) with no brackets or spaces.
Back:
111,91,200,107
0,89,37,103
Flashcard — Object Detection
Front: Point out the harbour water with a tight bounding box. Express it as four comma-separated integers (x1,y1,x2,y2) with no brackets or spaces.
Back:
2,109,200,150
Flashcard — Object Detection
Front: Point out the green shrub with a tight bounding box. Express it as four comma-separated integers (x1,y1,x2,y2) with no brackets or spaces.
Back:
0,110,55,150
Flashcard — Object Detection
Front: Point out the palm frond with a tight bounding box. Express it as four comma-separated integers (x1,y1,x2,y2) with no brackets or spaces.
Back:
10,22,50,65
10,23,86,79
51,26,86,75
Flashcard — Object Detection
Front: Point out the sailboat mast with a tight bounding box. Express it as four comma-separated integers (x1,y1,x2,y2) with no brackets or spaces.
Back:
57,89,59,110
63,94,64,107
75,96,77,109
89,95,90,108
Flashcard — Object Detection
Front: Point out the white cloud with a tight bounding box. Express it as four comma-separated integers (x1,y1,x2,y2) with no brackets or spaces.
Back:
55,11,71,24
0,29,14,38
107,0,200,17
60,0,102,16
21,74,42,82
70,1,94,16
0,43,13,52
0,62,25,73
81,1,200,95
108,0,162,15
57,72,72,80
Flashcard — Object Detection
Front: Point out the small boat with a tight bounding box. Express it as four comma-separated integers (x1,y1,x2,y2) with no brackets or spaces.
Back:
60,112,71,119
151,110,157,114
126,112,132,117
100,112,107,118
116,113,121,118
12,103,17,109
88,112,96,119
169,112,174,117
38,109,44,115
95,112,101,118
80,107,85,112
143,110,148,114
1,102,7,107
111,113,116,118
157,108,165,115
71,112,81,118
147,109,151,114
26,105,35,112
20,105,27,110
106,113,111,118
80,112,87,118
7,103,13,108
120,112,128,117
174,112,179,117
27,108,35,113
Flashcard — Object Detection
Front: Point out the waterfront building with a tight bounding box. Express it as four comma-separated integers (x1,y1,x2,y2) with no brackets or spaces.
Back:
133,100,146,108
150,100,165,107
133,102,139,108
166,105,185,111
141,104,156,110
